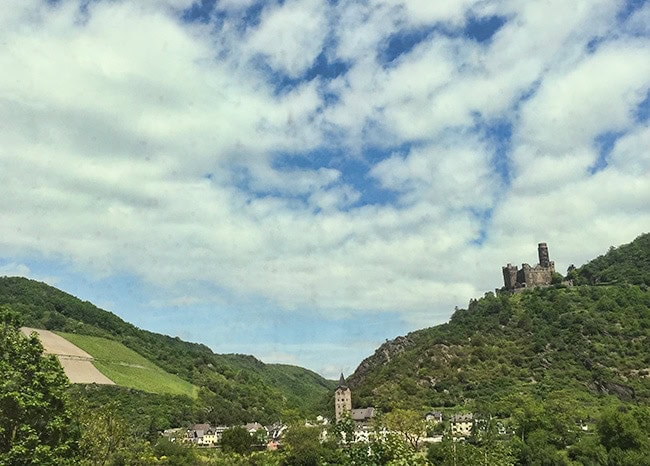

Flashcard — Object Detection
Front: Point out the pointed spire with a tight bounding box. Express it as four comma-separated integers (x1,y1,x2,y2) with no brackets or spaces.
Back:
337,373,348,389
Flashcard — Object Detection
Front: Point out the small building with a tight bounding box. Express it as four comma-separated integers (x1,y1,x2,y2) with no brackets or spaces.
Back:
213,426,228,443
351,407,375,422
186,423,214,445
245,422,266,435
200,429,218,446
425,411,443,423
450,413,474,437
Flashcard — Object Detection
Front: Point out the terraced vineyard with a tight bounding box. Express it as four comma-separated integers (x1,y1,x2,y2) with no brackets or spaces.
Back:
57,332,198,397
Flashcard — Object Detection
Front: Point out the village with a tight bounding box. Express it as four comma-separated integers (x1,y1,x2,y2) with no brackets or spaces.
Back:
168,373,590,451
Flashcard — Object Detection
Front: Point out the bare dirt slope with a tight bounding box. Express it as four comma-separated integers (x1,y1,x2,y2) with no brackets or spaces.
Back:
20,327,115,385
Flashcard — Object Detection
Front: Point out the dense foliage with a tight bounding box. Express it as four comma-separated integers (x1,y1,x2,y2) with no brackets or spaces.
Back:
573,232,650,286
349,284,650,411
0,308,78,465
0,276,335,425
68,385,197,435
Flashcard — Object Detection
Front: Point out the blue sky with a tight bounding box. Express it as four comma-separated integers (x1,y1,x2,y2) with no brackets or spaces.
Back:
1,0,649,378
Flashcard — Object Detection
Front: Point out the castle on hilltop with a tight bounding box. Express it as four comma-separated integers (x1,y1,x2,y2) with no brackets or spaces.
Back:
502,243,555,291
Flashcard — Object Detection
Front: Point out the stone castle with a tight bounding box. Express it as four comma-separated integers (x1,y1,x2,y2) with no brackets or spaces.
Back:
502,243,555,291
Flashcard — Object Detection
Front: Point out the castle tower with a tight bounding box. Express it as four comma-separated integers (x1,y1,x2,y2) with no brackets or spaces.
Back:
334,373,352,422
538,242,550,268
502,263,519,290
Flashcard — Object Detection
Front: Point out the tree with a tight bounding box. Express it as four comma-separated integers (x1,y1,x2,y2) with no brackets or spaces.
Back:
383,409,428,450
0,308,78,465
281,424,322,466
597,407,650,465
75,402,156,466
153,437,198,466
221,426,253,455
332,414,355,445
568,435,607,466
428,435,515,466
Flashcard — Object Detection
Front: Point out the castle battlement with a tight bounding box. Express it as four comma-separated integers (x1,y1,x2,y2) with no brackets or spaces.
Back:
502,243,555,291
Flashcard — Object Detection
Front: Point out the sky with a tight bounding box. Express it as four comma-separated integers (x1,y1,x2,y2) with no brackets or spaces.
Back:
1,0,649,379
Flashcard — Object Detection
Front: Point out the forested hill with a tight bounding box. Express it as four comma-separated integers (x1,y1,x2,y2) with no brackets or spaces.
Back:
347,233,650,414
0,276,335,425
572,232,650,286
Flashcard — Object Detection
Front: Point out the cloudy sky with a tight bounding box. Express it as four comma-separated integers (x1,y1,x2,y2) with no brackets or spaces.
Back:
1,0,649,378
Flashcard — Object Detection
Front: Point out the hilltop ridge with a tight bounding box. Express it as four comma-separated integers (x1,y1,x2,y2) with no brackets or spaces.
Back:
347,233,650,412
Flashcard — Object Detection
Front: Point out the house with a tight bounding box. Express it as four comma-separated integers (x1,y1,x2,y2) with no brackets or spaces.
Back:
200,429,218,446
351,407,375,422
161,428,183,441
186,423,214,445
450,413,474,437
245,422,266,435
267,423,286,442
213,426,228,443
425,411,443,423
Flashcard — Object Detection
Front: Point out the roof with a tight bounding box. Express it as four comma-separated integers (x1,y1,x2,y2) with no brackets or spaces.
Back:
337,373,348,389
188,423,212,432
450,413,473,423
351,407,375,421
245,422,265,432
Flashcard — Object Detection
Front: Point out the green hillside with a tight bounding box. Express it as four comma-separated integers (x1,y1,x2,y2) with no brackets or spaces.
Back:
0,277,335,425
342,234,650,463
348,234,650,413
572,232,650,286
56,332,198,397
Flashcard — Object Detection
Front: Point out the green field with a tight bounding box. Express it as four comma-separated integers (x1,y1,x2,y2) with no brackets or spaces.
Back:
56,332,198,398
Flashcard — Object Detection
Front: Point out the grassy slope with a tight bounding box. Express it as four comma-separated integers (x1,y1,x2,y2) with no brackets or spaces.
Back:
57,332,198,398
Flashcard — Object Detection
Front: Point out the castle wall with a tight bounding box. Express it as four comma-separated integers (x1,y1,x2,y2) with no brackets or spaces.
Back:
501,244,555,291
521,262,555,288
502,264,518,290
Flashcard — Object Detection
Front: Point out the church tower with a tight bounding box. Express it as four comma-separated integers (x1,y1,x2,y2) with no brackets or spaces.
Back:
334,373,352,422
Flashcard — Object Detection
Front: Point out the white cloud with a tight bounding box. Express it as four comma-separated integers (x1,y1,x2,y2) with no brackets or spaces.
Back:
245,0,329,78
371,139,497,209
517,38,650,157
0,263,31,277
1,0,649,374
609,124,650,174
